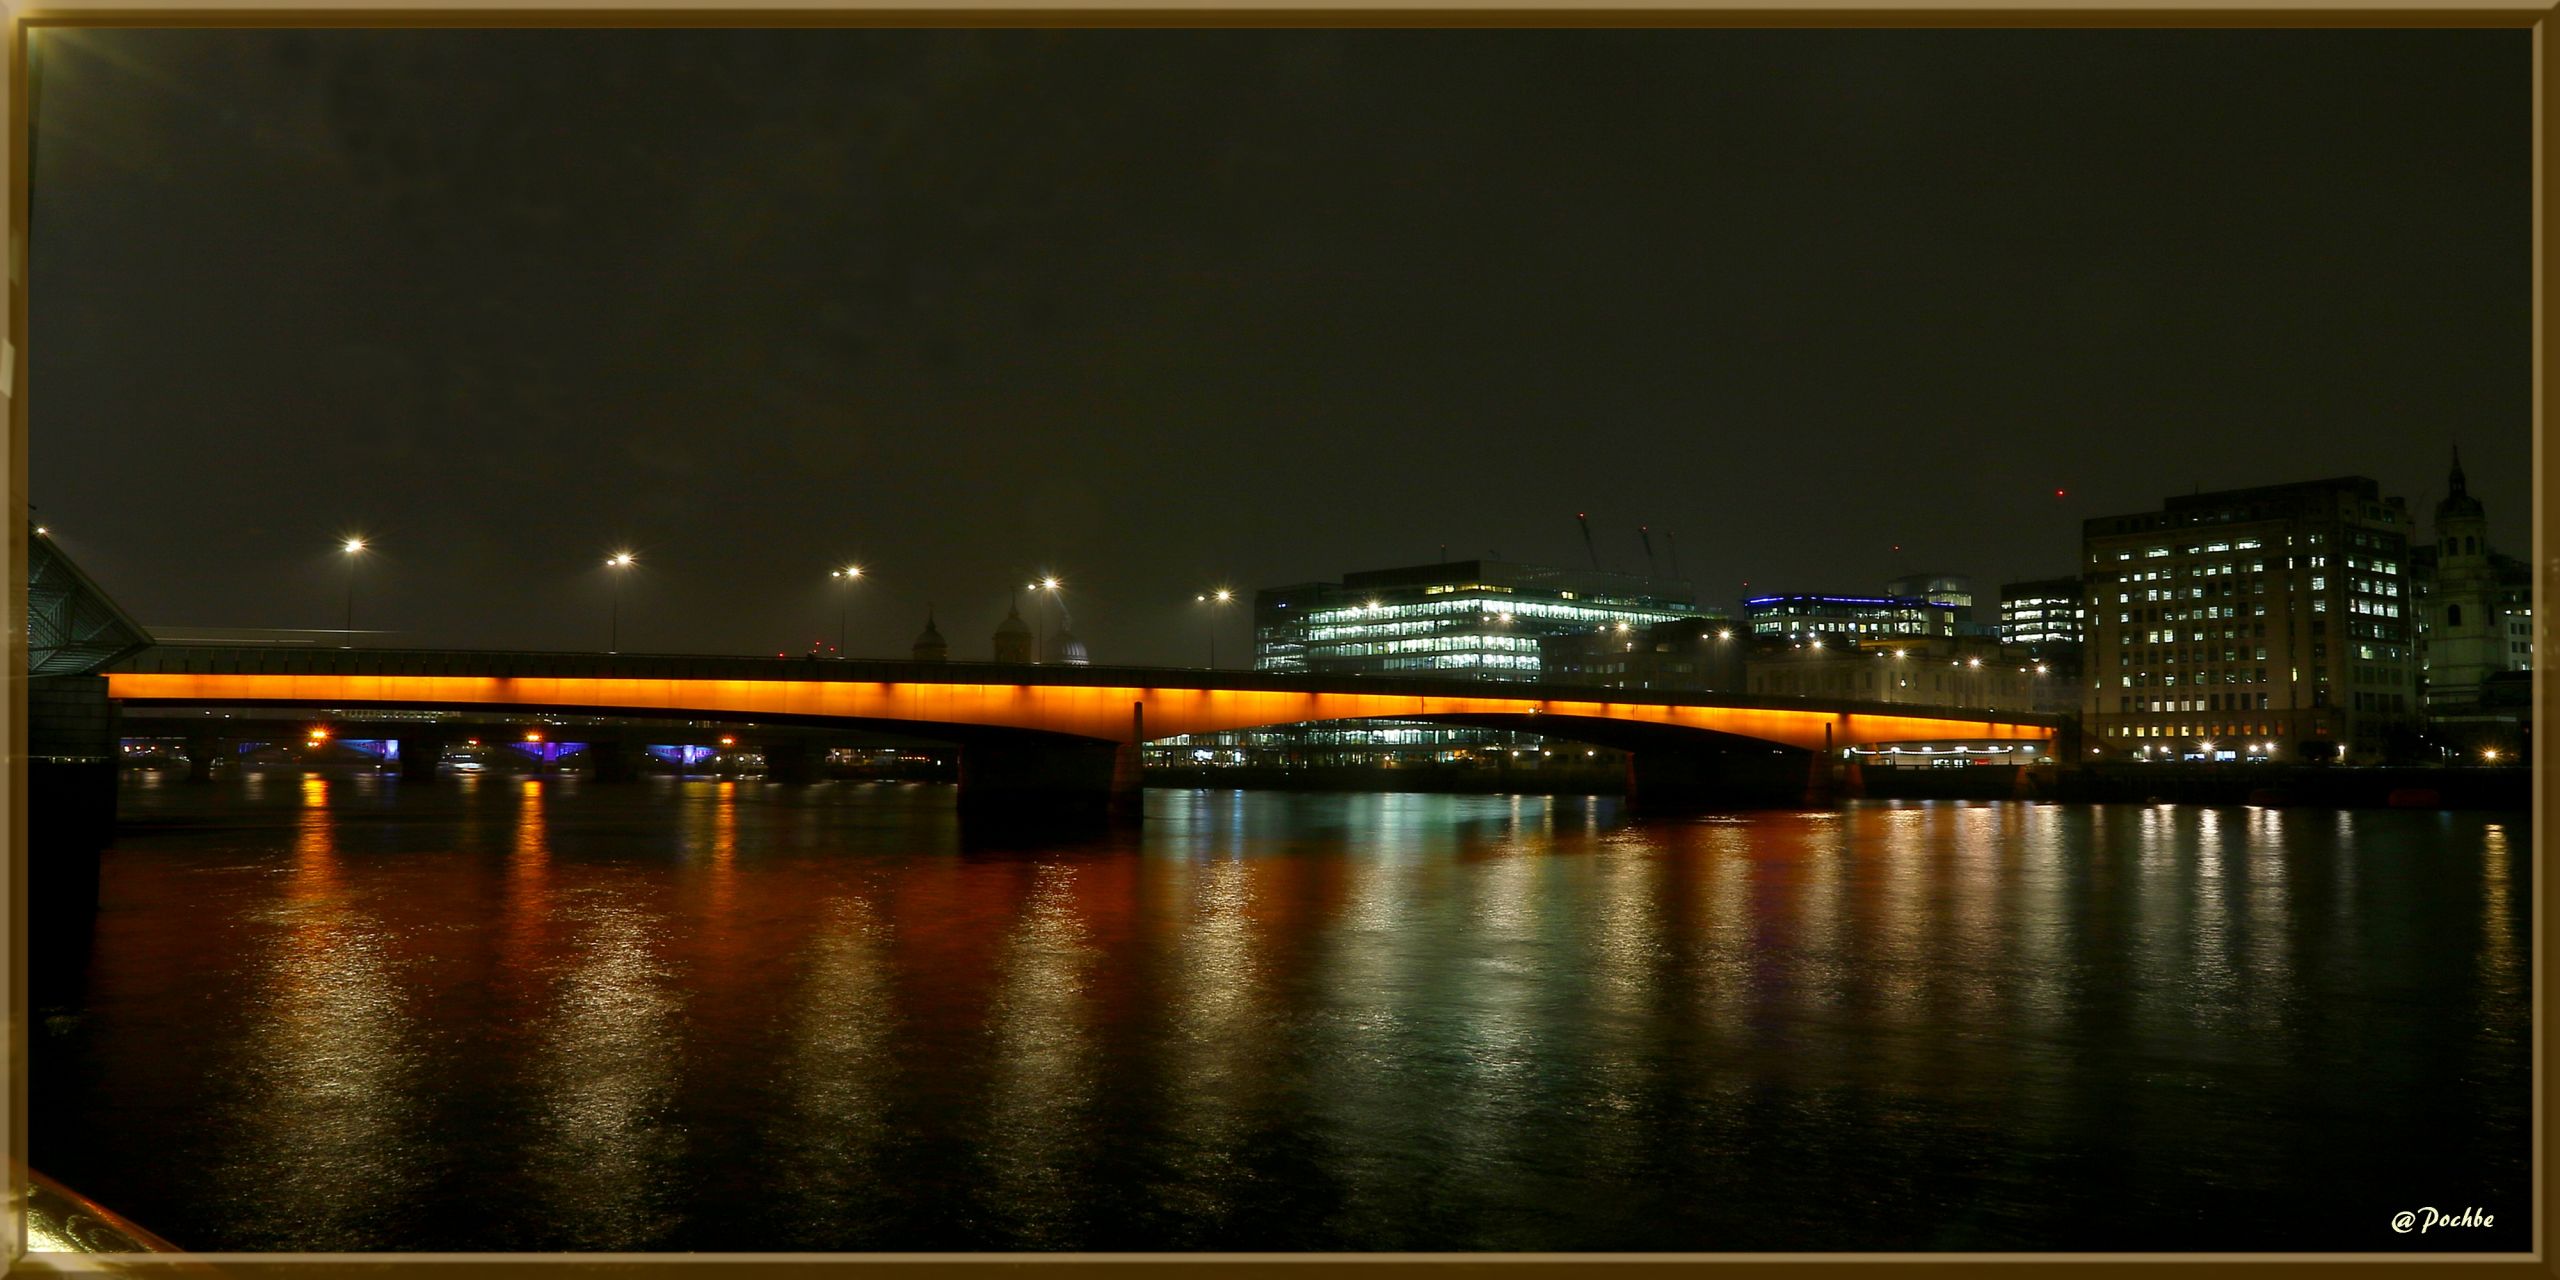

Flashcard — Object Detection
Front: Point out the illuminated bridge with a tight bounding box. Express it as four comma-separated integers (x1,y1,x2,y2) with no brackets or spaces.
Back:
99,644,2065,814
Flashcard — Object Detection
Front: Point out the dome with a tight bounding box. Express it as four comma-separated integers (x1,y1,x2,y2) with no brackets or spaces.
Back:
1047,627,1090,667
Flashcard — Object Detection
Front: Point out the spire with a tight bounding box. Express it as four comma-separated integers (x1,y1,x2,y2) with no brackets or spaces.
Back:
2436,439,2485,529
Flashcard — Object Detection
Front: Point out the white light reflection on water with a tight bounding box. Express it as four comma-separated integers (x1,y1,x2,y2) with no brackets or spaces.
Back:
1579,823,1662,1185
212,775,424,1249
775,893,895,1230
2479,822,2513,987
517,780,683,1250
1153,851,1267,1232
982,862,1100,1245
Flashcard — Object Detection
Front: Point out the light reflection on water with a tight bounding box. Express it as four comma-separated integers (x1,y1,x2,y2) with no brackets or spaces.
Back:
36,777,2533,1254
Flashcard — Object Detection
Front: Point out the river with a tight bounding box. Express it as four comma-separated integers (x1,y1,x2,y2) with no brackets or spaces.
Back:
31,772,2531,1253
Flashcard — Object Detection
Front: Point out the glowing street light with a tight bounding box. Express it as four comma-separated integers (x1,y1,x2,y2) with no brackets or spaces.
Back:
1194,587,1236,669
606,551,637,653
339,537,368,647
830,565,864,659
1018,576,1059,665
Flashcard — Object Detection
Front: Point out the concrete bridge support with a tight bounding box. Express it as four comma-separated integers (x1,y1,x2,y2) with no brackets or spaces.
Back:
31,676,121,922
184,730,221,783
955,739,1143,821
397,736,445,782
957,731,1143,823
763,739,821,785
585,735,640,783
1625,745,1818,812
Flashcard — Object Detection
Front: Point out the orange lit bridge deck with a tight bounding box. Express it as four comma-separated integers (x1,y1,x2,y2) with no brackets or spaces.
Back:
105,645,2065,811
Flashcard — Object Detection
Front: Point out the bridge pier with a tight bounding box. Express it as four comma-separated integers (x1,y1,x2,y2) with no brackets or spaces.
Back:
585,735,640,783
957,738,1142,823
397,735,445,782
764,739,821,785
1625,746,1815,813
31,676,121,924
184,730,221,783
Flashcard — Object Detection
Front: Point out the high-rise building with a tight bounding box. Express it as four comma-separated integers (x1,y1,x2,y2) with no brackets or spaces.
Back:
1537,617,1748,693
1744,634,2070,715
1998,577,2084,648
1253,559,1708,680
1158,559,1713,768
2082,476,2420,763
1741,594,1956,642
1884,573,1974,611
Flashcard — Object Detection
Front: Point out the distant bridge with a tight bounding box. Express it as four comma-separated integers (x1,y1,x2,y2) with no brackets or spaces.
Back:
102,644,2064,813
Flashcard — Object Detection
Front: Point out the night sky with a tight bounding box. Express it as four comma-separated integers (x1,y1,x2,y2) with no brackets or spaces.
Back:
32,28,2529,666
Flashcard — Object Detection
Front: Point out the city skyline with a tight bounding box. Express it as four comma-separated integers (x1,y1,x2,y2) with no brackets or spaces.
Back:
32,27,2528,665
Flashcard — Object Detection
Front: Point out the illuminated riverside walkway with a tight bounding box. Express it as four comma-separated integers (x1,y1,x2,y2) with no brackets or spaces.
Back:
105,644,2064,814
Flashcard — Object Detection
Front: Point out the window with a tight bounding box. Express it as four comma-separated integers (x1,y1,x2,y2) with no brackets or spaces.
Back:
2448,604,2463,627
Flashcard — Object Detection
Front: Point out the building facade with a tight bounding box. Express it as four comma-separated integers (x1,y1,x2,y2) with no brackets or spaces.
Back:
1538,616,1749,693
1998,576,2085,648
1159,559,1714,767
1742,594,1956,642
2416,448,2532,712
2082,476,2421,763
1745,635,2069,714
1883,573,1974,611
1253,559,1709,680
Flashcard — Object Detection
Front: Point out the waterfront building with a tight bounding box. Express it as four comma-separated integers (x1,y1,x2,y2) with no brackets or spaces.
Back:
1742,594,1956,642
1745,634,2066,714
1160,558,1710,767
2082,476,2420,763
1538,616,1749,693
1884,573,1974,611
1253,558,1709,680
1998,576,2085,649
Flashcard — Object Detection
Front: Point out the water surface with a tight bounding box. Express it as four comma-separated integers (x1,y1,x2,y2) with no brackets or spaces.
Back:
33,773,2531,1252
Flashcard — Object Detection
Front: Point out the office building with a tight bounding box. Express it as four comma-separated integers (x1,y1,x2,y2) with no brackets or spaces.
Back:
2082,476,2420,763
1538,617,1749,693
1742,594,1956,642
1164,558,1712,767
1254,559,1709,680
1745,634,2067,715
1884,573,1974,611
1998,577,2085,648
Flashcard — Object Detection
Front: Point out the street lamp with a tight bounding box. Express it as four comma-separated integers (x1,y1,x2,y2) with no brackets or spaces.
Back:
340,537,368,647
606,551,636,653
1195,587,1235,669
830,565,864,659
1030,576,1063,663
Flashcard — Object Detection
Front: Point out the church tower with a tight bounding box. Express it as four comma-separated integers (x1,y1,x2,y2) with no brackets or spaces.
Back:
2426,445,2500,709
992,600,1034,664
912,610,949,663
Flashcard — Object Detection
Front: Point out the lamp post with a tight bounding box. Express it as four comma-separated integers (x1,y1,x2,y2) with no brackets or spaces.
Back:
831,565,863,658
1031,576,1062,664
1196,588,1234,669
340,538,367,647
606,551,636,652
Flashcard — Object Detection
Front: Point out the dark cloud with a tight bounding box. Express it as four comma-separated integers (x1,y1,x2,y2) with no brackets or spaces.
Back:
33,28,2528,663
